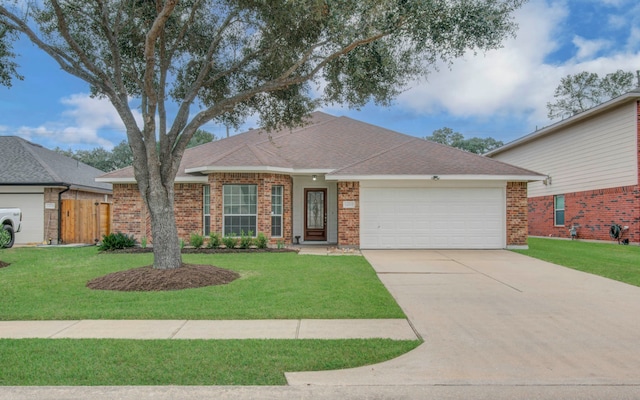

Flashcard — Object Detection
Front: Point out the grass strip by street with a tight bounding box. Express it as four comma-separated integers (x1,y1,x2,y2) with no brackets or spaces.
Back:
0,247,404,320
0,339,420,385
514,237,640,287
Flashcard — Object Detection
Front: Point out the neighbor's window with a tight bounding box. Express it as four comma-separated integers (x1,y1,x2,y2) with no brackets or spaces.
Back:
554,195,565,226
223,184,257,236
271,185,283,237
203,185,211,235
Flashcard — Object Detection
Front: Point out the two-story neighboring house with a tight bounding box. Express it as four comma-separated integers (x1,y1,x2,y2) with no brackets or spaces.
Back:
487,90,640,244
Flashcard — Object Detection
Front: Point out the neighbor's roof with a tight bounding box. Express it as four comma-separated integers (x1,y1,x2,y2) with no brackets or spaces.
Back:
0,136,112,192
98,112,543,183
487,89,640,157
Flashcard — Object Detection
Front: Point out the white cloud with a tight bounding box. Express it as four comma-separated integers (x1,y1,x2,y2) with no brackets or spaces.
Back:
572,36,612,60
13,93,143,149
627,26,640,50
386,0,640,132
396,0,568,123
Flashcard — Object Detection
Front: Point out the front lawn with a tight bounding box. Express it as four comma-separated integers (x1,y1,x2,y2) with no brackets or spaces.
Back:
514,237,640,286
0,247,404,320
0,339,420,385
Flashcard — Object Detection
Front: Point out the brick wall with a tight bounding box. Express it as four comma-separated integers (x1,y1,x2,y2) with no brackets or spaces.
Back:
112,174,294,244
112,184,147,239
208,173,293,244
528,185,639,243
174,183,206,240
506,182,528,246
337,181,359,247
112,183,203,242
44,188,111,243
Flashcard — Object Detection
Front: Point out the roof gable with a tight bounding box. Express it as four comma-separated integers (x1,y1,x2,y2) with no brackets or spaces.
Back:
99,111,543,182
0,136,112,192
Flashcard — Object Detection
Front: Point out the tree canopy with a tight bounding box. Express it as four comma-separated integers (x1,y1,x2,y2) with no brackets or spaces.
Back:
1,0,525,269
546,70,637,120
425,127,503,154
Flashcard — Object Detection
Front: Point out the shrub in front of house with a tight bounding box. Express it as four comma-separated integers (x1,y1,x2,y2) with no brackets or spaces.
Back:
190,233,204,249
222,233,238,249
98,232,138,251
207,232,221,249
255,232,268,249
239,230,253,249
0,229,10,249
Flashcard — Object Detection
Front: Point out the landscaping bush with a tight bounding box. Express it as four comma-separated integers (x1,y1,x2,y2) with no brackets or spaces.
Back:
207,232,221,249
240,230,253,249
255,232,268,249
0,229,10,248
98,232,137,251
222,233,237,248
190,233,204,249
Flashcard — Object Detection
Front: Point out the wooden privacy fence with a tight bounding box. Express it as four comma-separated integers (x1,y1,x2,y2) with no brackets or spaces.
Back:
61,200,111,244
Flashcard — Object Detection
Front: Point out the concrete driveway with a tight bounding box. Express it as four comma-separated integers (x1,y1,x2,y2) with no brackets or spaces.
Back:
287,250,640,386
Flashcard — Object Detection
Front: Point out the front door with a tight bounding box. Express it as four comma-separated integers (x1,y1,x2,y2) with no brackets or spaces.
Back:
304,188,327,241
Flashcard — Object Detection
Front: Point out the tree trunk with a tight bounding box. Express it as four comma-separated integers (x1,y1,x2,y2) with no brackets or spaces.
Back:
145,182,182,270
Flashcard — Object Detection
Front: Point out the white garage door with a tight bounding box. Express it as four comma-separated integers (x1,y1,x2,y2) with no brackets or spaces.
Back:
360,187,505,249
0,193,44,244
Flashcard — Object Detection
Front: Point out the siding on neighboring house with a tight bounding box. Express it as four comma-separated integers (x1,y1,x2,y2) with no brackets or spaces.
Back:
493,101,638,198
490,100,640,243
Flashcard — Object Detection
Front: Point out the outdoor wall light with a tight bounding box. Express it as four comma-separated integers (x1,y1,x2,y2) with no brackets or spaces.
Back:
432,175,440,181
312,175,317,181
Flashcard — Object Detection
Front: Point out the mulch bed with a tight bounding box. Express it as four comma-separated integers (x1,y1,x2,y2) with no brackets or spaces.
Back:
89,247,296,291
86,264,240,292
0,260,9,269
106,247,298,254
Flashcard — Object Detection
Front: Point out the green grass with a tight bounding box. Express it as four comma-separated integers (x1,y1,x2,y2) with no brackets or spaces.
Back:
514,237,640,286
0,247,404,320
0,339,421,385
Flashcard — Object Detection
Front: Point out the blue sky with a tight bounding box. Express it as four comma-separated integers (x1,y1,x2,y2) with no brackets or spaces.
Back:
2,0,640,150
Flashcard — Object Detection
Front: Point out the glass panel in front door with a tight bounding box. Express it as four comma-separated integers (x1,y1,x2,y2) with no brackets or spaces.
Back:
307,191,325,229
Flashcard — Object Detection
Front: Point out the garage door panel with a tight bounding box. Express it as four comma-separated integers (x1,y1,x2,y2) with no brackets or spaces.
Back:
361,187,504,249
0,193,44,244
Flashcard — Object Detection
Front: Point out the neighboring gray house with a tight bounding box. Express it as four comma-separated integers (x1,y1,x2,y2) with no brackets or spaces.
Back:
0,136,113,245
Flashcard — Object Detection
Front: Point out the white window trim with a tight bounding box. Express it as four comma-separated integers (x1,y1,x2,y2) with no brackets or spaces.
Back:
203,185,211,236
554,194,565,227
271,185,283,238
223,184,258,236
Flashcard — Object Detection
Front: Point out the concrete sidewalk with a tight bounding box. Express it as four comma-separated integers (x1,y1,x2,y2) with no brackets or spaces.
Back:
0,319,417,340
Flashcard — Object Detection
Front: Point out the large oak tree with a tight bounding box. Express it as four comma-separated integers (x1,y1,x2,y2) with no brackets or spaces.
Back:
1,0,524,269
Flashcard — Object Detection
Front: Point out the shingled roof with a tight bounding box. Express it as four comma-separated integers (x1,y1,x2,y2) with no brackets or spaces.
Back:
0,136,112,192
98,112,542,182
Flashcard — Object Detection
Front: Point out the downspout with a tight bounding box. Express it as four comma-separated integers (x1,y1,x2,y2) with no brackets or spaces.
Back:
57,185,71,244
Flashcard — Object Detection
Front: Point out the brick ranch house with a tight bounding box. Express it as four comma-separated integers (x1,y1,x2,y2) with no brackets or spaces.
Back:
98,112,543,249
488,89,640,244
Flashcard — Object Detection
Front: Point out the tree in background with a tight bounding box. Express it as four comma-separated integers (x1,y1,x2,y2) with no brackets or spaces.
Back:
1,0,524,270
425,127,503,154
56,130,215,171
547,70,636,120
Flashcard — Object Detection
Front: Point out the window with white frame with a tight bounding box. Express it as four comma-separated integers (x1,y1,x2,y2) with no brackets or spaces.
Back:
271,185,283,237
223,184,257,236
203,185,211,235
554,195,565,226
